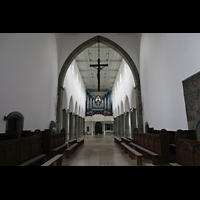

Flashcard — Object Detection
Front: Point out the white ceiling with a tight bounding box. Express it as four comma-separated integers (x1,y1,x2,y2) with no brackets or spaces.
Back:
75,43,122,91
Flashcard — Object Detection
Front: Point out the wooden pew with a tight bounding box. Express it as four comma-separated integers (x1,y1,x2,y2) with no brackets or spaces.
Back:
18,154,46,166
65,143,78,158
77,138,84,147
130,142,159,165
0,132,46,166
121,137,132,145
42,129,65,156
175,138,200,166
114,136,122,145
52,143,68,157
169,163,181,166
41,154,63,166
121,142,143,165
68,139,77,147
133,129,170,164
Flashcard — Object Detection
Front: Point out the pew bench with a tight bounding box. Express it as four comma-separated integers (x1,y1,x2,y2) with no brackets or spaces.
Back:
127,137,134,142
145,163,160,166
121,142,143,166
65,143,78,158
68,139,77,147
121,137,132,145
41,154,63,166
52,143,68,157
130,142,160,165
114,136,122,145
18,154,47,166
169,163,181,166
77,138,84,147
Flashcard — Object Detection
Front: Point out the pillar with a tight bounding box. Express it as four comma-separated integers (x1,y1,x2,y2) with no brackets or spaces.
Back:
125,111,130,137
130,108,136,138
74,114,78,138
69,112,74,140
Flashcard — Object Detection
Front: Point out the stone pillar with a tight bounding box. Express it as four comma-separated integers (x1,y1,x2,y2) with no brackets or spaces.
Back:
69,112,74,140
130,108,136,138
74,114,78,138
120,114,124,137
125,111,130,137
78,116,81,137
66,109,69,140
135,86,143,132
62,109,69,141
113,117,116,135
117,116,120,136
83,118,85,135
123,113,126,137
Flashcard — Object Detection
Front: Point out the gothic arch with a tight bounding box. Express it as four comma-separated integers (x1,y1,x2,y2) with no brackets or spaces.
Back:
56,35,143,131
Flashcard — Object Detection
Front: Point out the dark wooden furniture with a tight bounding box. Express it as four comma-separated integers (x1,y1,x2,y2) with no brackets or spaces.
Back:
65,143,78,158
121,137,132,145
130,142,159,165
41,154,63,166
52,143,68,157
18,154,46,166
0,133,45,166
133,129,170,164
169,163,181,166
121,142,143,165
175,138,200,166
42,129,65,156
114,136,122,145
77,138,84,147
68,139,77,147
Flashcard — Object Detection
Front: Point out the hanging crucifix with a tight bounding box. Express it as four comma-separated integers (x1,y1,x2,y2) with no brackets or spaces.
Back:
90,37,108,91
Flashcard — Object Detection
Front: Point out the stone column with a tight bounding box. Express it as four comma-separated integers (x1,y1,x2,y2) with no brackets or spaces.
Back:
130,108,136,138
66,109,69,141
117,116,120,136
69,112,74,140
74,114,78,138
135,86,143,132
113,117,116,135
83,118,85,135
125,111,130,137
120,114,123,137
78,116,80,137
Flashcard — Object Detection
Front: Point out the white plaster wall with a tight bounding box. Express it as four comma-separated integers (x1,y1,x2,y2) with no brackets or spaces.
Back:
140,33,200,130
0,33,58,132
112,59,136,117
63,60,86,116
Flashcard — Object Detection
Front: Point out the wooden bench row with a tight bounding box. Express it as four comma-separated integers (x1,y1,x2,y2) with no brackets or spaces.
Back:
114,136,161,166
65,138,84,158
40,138,85,166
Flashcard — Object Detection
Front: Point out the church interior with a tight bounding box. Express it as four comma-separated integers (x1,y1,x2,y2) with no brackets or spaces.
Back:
0,33,200,166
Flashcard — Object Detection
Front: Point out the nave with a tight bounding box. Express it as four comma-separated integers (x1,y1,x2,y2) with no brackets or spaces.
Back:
62,134,149,166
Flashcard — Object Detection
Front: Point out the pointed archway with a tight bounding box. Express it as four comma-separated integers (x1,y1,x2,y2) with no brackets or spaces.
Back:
56,35,143,132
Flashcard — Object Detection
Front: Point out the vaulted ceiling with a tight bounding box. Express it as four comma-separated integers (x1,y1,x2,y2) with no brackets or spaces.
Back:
75,43,122,91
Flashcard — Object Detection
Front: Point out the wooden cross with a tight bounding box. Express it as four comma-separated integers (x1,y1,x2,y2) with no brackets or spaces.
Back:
90,41,108,91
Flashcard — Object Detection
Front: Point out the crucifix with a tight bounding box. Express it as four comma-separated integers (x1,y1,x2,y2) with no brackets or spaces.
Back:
90,38,108,91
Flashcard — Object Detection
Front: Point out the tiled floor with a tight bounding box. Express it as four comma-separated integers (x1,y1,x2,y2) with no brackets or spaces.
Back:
62,134,144,166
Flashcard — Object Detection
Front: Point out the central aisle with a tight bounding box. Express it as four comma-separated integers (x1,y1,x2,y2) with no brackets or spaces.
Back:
62,134,138,166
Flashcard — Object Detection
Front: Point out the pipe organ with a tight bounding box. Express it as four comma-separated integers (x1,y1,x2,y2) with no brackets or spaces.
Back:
85,90,112,116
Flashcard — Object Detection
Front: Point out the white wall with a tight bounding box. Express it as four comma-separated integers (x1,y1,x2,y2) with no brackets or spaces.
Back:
112,59,136,117
140,33,200,130
63,60,86,116
0,33,58,132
